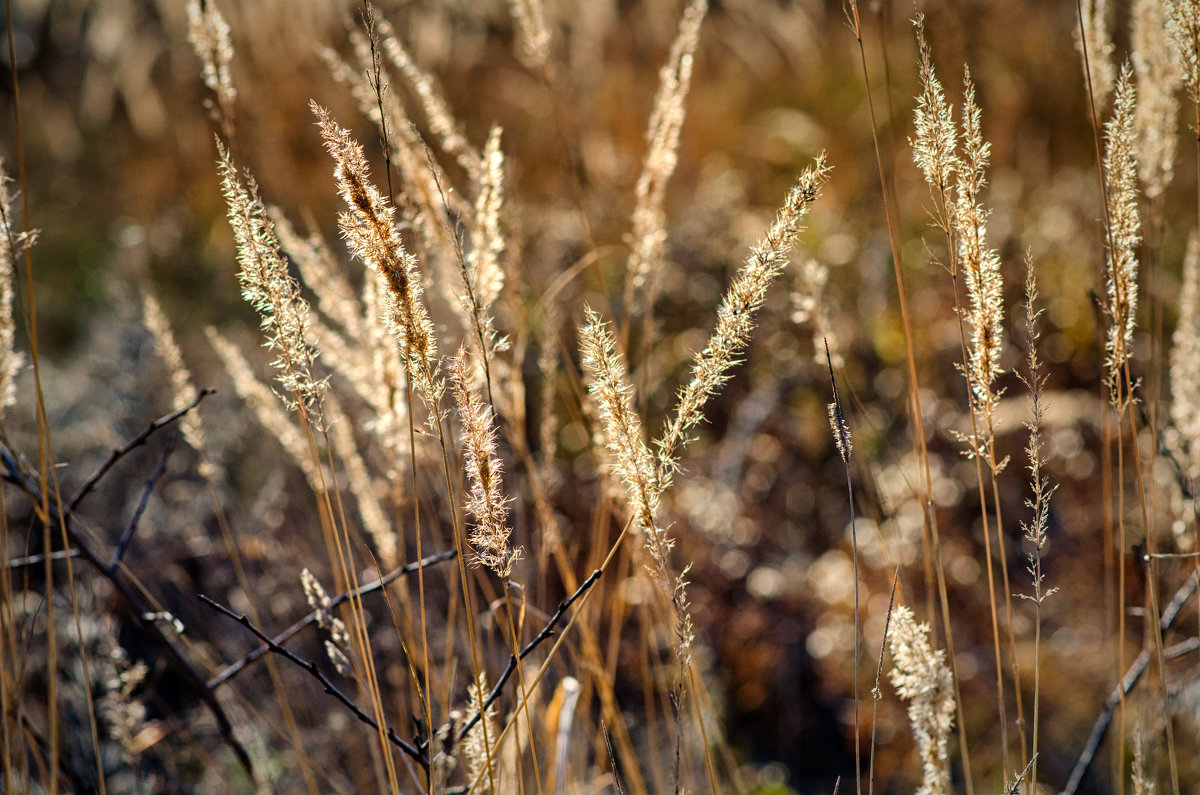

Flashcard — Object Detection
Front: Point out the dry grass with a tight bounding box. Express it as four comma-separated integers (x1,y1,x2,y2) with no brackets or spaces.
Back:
4,1,1200,793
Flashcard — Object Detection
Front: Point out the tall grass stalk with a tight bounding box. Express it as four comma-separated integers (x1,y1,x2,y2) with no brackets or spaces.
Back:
218,138,402,791
826,339,860,795
316,102,505,792
1017,256,1058,795
142,288,319,793
1071,7,1129,788
1102,64,1180,795
3,17,114,791
355,16,439,772
911,16,1012,781
956,72,1028,775
846,7,972,785
868,571,899,795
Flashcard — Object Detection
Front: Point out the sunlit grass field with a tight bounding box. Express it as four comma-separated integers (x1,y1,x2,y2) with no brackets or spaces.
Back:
3,1,1199,792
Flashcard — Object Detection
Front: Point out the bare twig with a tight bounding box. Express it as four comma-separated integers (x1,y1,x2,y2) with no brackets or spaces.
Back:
68,389,213,511
112,433,178,565
454,567,602,744
198,593,429,770
206,549,457,688
1,402,256,782
1060,568,1200,794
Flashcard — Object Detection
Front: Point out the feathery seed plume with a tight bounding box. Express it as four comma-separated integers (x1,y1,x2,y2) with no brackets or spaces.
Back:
1167,0,1200,101
1133,0,1181,199
301,567,330,612
462,126,507,357
313,102,440,402
99,651,149,758
626,0,708,316
1076,0,1116,107
657,154,829,484
507,0,551,72
300,567,349,648
826,340,852,464
889,605,955,795
911,15,958,207
217,141,326,420
954,71,1005,413
1016,256,1057,795
296,575,355,687
141,288,212,477
827,402,852,463
580,305,684,644
1018,256,1058,599
463,672,499,792
449,348,520,578
325,640,352,677
1102,64,1141,390
186,0,236,134
580,307,660,537
471,127,507,312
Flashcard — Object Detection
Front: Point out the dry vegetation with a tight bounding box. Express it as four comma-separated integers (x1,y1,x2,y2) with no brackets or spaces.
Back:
4,1,1200,793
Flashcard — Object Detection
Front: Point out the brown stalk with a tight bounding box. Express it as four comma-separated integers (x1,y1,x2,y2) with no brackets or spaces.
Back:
826,339,861,795
1073,7,1129,788
845,4,972,787
868,570,899,795
914,52,1012,776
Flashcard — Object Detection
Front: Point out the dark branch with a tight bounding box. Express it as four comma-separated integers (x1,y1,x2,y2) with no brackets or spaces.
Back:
207,549,457,688
1060,568,1200,795
112,433,178,566
455,567,602,744
68,388,213,511
198,593,429,771
0,398,257,783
